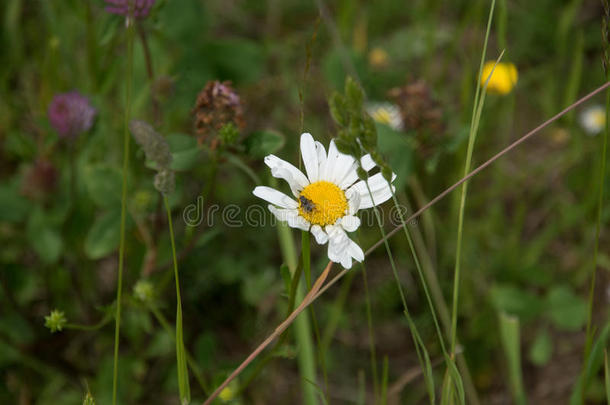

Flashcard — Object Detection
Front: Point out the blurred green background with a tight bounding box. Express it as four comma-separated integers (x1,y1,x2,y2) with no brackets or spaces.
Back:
0,0,609,404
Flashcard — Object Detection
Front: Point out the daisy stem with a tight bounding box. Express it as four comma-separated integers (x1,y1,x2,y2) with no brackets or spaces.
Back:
582,69,609,372
301,231,329,397
112,16,134,405
276,216,317,405
363,181,436,404
164,196,191,404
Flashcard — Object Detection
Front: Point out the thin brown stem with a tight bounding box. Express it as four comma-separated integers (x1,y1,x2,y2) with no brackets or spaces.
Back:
202,262,333,405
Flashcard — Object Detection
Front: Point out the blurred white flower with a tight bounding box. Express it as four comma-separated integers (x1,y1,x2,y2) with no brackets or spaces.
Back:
579,105,606,135
366,102,403,131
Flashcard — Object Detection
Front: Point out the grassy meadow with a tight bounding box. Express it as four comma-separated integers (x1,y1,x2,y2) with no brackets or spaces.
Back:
1,0,609,404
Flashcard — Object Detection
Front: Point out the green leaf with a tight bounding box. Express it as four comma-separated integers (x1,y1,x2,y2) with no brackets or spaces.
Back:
84,210,122,259
498,312,527,405
84,166,122,209
203,38,264,84
528,328,552,366
490,284,543,320
166,134,201,172
544,285,587,331
570,322,610,405
0,183,31,222
27,207,62,264
376,123,413,192
244,130,285,158
241,269,275,306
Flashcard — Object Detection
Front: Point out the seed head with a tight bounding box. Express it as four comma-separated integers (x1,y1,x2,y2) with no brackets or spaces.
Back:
129,120,172,169
192,80,245,147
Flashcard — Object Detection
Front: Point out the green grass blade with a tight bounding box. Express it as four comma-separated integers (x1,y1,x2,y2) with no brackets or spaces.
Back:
165,197,191,404
112,17,135,405
498,312,527,405
604,349,610,405
570,322,610,405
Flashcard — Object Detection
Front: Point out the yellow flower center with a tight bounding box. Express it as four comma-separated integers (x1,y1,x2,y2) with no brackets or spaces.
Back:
371,108,393,125
591,110,606,128
298,181,348,226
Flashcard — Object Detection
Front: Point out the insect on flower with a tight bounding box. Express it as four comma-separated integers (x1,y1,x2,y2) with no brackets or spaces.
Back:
299,195,317,214
253,133,396,269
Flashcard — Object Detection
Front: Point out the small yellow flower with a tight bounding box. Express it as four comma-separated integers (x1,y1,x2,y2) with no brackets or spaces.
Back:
480,61,518,95
368,47,389,68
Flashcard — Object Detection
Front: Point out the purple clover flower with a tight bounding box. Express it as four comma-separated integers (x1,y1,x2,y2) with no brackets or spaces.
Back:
104,0,156,19
48,91,97,138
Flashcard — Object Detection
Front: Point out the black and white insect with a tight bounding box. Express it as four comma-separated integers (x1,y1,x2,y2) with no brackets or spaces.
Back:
299,195,316,213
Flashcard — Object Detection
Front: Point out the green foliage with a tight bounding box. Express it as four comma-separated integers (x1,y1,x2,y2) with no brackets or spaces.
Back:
1,0,608,403
528,328,553,366
244,130,285,158
84,210,123,259
498,312,527,405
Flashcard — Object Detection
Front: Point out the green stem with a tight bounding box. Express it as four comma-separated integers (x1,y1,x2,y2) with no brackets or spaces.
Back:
164,196,191,404
363,180,435,404
276,220,317,404
302,231,329,397
65,315,113,332
149,304,208,394
450,0,496,356
583,74,609,366
360,262,379,403
112,17,135,405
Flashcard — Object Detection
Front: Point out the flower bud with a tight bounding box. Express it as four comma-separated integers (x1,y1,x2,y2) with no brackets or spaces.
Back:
44,309,67,333
48,92,96,139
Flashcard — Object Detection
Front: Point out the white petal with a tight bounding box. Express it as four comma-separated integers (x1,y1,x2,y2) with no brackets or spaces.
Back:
310,225,329,245
337,154,376,190
339,215,361,232
286,214,311,231
347,189,361,215
300,133,319,183
358,184,396,209
347,239,364,262
253,186,298,209
325,225,363,269
315,141,327,176
361,154,376,171
348,172,397,209
268,205,310,231
331,152,356,185
264,154,309,196
341,254,353,269
322,140,340,182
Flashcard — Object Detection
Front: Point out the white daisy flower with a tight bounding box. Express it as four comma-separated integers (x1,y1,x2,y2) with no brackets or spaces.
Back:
579,105,606,136
253,133,396,269
366,102,403,131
